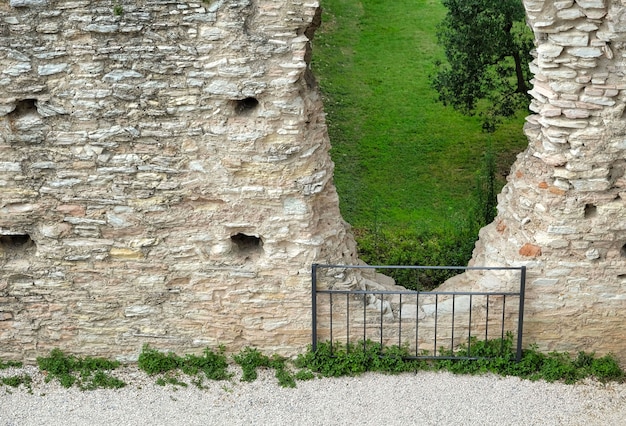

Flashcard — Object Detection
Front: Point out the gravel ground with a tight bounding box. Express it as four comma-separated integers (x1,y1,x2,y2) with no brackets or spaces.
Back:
1,365,625,426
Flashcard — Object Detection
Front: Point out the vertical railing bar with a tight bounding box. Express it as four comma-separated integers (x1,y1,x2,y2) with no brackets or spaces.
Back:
415,293,419,357
346,293,350,353
451,294,455,353
485,294,489,342
468,294,473,356
363,293,366,352
398,294,403,348
516,266,527,362
330,292,333,356
311,264,317,352
501,295,506,355
379,294,384,351
434,294,438,356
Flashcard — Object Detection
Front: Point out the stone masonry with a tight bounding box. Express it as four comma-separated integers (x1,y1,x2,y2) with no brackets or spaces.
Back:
444,0,626,363
1,0,625,364
0,0,363,361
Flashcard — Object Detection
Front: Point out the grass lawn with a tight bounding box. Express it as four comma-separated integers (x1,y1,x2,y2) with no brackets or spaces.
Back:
312,0,528,237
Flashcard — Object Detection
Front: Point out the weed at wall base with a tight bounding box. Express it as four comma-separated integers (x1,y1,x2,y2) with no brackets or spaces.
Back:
36,349,125,390
297,337,625,385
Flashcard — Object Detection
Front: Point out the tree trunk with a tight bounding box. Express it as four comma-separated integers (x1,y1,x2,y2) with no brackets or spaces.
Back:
512,49,528,95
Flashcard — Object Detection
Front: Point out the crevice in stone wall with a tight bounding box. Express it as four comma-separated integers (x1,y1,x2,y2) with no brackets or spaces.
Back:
9,99,38,117
584,204,597,218
0,233,35,252
621,243,626,258
302,6,322,88
233,97,259,114
231,233,263,254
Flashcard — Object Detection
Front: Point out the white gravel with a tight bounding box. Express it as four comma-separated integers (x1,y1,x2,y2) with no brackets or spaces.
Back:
1,365,625,426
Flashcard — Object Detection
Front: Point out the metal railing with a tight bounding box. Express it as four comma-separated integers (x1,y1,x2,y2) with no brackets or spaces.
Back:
312,264,526,361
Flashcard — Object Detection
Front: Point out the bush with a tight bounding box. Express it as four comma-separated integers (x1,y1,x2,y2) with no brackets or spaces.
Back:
356,223,478,290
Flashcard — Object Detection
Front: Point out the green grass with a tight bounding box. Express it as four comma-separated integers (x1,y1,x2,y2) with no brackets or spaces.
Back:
313,0,527,235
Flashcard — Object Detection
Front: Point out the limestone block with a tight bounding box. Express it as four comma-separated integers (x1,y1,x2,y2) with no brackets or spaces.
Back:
568,47,603,58
10,0,47,6
576,0,605,8
548,32,589,46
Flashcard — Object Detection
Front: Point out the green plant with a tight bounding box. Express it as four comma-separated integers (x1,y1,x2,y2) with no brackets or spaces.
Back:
233,347,271,382
356,222,478,290
113,2,123,16
36,349,125,390
233,347,297,387
0,360,22,370
295,340,422,377
1,374,32,391
181,346,231,381
313,0,527,241
156,376,188,388
297,337,625,385
137,345,181,375
138,345,232,385
294,369,315,381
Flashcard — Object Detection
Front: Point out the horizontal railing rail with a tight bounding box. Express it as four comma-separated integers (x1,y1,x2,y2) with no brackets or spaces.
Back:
312,264,526,362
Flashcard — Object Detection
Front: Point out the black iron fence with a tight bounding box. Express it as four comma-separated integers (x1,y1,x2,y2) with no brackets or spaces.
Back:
312,264,526,361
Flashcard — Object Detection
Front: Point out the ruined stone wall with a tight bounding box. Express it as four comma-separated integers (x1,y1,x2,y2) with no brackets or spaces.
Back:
446,0,626,362
0,0,362,361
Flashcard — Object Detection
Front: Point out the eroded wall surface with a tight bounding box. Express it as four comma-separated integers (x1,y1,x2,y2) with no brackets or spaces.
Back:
0,0,361,361
449,0,626,360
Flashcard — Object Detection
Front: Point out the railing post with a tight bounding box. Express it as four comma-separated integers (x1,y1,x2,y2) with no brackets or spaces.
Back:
516,266,526,362
312,263,318,352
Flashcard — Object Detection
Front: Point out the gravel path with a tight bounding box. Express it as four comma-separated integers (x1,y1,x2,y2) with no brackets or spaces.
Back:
1,365,625,425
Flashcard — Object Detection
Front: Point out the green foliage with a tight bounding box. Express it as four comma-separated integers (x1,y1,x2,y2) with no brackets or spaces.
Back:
295,341,424,377
433,0,533,131
233,347,271,382
1,374,32,391
314,0,527,278
181,347,231,381
156,376,188,388
0,360,22,370
356,223,478,290
113,2,123,16
138,345,180,375
355,147,498,290
588,354,625,383
314,0,527,236
233,347,297,387
36,349,125,390
297,337,625,385
293,369,316,381
138,345,232,386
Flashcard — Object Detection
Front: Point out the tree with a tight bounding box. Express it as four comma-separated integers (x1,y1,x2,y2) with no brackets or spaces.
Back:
432,0,533,131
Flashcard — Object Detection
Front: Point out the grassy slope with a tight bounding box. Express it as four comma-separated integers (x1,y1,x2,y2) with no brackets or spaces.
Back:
312,0,528,235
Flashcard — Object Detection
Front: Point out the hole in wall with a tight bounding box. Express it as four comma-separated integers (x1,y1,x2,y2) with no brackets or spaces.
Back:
621,243,626,258
618,274,626,280
231,233,263,253
10,99,38,117
0,233,35,251
584,204,597,218
233,97,259,114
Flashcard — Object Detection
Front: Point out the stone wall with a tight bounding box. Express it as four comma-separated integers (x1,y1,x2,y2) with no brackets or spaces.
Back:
2,0,625,364
446,0,626,362
0,0,362,361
